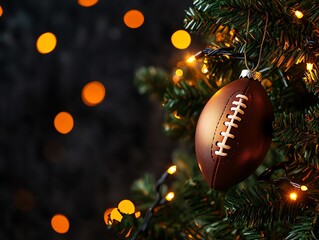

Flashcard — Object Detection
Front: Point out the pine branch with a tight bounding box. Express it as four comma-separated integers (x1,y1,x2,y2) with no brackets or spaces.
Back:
225,184,283,228
134,66,170,100
163,78,215,118
273,106,319,166
185,0,319,73
286,215,317,240
162,77,216,141
179,177,242,239
224,183,317,229
130,174,157,211
304,68,319,96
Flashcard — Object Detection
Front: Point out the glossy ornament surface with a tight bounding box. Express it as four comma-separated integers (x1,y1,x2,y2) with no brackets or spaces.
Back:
195,75,273,190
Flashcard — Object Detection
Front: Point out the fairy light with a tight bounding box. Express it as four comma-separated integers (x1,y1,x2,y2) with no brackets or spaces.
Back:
165,192,175,202
307,62,314,71
295,10,304,19
131,165,177,240
300,185,308,191
175,68,183,77
167,165,177,175
289,192,298,201
201,65,209,74
186,55,196,63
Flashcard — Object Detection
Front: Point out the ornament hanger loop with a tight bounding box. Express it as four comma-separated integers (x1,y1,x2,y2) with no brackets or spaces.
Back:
244,10,269,72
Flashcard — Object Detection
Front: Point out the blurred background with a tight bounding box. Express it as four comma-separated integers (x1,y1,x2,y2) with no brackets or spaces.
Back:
0,0,198,239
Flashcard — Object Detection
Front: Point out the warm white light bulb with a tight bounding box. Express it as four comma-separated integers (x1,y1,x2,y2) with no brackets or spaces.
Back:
186,55,196,63
289,192,298,201
307,62,314,71
167,165,177,175
295,10,304,19
165,192,175,201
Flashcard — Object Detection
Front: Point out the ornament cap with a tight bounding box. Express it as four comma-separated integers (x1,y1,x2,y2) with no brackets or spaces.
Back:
240,69,262,82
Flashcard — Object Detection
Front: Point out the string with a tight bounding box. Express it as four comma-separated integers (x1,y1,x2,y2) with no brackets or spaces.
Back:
244,10,269,72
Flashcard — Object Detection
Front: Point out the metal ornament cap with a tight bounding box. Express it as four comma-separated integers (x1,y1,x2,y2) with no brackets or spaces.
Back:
240,69,262,82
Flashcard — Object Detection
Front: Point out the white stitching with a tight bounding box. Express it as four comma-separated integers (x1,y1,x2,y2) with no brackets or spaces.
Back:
214,94,248,157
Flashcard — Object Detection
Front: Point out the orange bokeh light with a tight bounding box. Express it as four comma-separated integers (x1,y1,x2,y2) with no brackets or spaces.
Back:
82,81,106,106
123,10,144,29
103,208,114,225
0,6,3,17
77,0,99,7
54,112,74,134
51,214,70,234
118,199,135,214
171,30,191,49
36,32,57,54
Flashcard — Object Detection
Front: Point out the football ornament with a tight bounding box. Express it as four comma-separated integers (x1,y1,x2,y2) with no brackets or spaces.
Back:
195,70,273,190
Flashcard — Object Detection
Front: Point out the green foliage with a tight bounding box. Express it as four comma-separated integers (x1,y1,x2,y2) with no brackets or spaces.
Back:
273,105,319,166
181,177,238,239
134,66,170,100
113,0,319,239
286,216,317,240
185,0,319,72
304,68,319,96
130,174,158,211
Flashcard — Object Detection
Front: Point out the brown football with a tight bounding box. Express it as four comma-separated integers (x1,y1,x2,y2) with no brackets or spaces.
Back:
195,77,273,190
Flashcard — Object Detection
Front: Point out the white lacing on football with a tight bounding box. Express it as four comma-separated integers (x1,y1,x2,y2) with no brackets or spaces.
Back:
215,94,249,157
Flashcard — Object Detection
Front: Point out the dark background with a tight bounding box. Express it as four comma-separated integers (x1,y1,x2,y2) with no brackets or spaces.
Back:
0,0,195,239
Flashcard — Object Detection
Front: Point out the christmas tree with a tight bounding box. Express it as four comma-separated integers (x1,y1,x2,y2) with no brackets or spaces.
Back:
108,0,319,239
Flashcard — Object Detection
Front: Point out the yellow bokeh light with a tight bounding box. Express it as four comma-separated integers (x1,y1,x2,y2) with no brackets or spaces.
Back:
175,69,183,77
167,165,177,175
54,112,74,134
165,192,175,202
135,211,141,218
171,30,191,49
118,199,135,214
77,0,99,7
110,208,123,222
301,185,308,191
51,214,70,234
124,10,144,29
0,6,3,17
289,192,298,201
82,81,106,106
36,32,57,54
295,10,304,19
103,208,114,225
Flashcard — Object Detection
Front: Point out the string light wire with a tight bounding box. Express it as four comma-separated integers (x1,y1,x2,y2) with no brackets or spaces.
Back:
131,166,176,240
